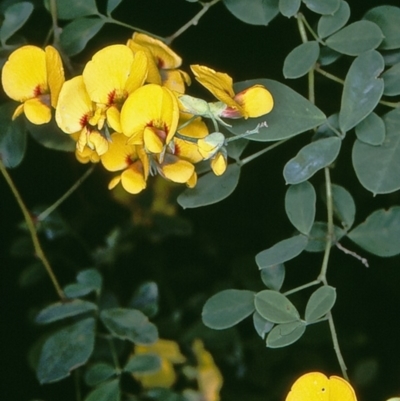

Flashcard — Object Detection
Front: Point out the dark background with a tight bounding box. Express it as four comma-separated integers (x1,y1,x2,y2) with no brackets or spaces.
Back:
1,0,400,400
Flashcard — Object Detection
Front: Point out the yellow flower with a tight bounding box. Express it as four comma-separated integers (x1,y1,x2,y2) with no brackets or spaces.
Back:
190,64,274,119
120,84,180,154
1,45,64,124
127,33,190,93
100,132,148,194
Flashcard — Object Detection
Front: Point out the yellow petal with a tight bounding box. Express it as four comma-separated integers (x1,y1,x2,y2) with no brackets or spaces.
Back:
56,76,93,133
11,104,25,120
211,152,227,176
101,132,136,171
234,85,274,118
108,175,122,190
121,163,147,194
160,155,195,183
161,69,189,93
45,46,65,108
87,131,109,156
24,98,51,124
1,45,47,102
132,33,182,69
136,339,186,363
135,358,176,388
124,50,148,95
75,147,100,164
106,106,122,132
186,171,197,188
197,132,225,159
178,114,208,139
144,126,164,153
83,44,135,104
174,138,203,163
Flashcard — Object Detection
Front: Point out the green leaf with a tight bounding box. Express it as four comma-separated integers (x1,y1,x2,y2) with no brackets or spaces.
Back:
0,102,27,168
266,321,306,348
305,286,336,323
285,181,316,234
256,234,308,268
223,0,279,25
318,45,341,66
382,49,400,67
283,137,341,184
64,268,103,298
36,300,97,324
330,184,356,230
230,79,326,141
339,50,384,133
60,17,104,56
348,207,400,257
37,318,95,384
129,282,159,318
355,112,385,146
49,0,98,19
317,0,350,38
305,222,345,252
0,2,34,44
279,0,301,18
100,308,158,345
363,6,400,50
85,363,116,386
107,0,123,14
314,113,340,139
255,290,300,323
302,0,340,15
177,164,240,208
202,289,255,329
382,62,400,96
226,137,248,160
124,354,161,374
253,311,274,338
352,108,400,194
283,41,320,79
260,264,285,291
326,21,384,56
84,379,120,401
26,119,75,151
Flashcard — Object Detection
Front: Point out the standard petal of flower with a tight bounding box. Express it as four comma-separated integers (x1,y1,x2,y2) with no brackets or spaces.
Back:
45,46,65,108
144,126,164,154
234,85,274,118
124,50,148,95
56,76,93,133
83,44,135,104
121,163,146,194
160,69,189,93
132,33,182,69
101,132,136,171
161,156,195,183
106,106,122,133
24,98,52,124
211,152,227,176
87,131,109,156
75,147,100,164
1,46,47,101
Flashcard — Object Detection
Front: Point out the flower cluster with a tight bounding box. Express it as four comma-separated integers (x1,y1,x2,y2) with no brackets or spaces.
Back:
1,33,274,195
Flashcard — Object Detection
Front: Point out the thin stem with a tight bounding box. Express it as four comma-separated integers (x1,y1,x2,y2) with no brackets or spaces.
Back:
336,242,369,268
49,0,61,44
297,13,325,44
284,279,320,296
108,338,121,371
315,66,345,85
239,138,290,166
308,68,315,105
37,165,95,222
164,0,222,45
296,13,309,43
0,159,66,300
379,99,400,108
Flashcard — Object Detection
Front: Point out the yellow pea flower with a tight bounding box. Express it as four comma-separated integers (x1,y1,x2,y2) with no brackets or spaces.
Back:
190,64,274,119
1,45,64,124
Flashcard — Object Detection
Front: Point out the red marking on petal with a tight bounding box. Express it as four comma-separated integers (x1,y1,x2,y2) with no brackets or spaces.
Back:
80,114,89,128
156,57,165,69
33,84,42,97
108,89,116,105
174,142,180,155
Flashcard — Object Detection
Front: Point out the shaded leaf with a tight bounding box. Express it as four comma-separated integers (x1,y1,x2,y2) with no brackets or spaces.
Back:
355,112,385,146
317,0,350,38
50,0,98,19
285,181,316,234
255,290,300,323
229,79,326,141
382,62,400,96
260,264,285,291
382,49,400,67
202,289,255,329
352,108,400,194
64,268,103,298
37,318,95,383
36,300,97,324
129,282,159,318
84,379,120,401
326,21,384,56
85,363,116,386
107,0,123,14
100,308,158,345
302,0,340,15
314,113,340,140
223,0,279,25
253,311,274,339
0,2,34,44
256,235,308,268
177,164,240,208
60,17,104,56
363,6,400,50
339,50,384,133
283,41,319,79
305,222,346,252
284,137,341,184
266,321,306,348
305,286,336,322
348,207,400,257
0,102,27,168
279,0,301,18
124,354,161,374
330,184,356,230
318,45,342,66
226,137,248,160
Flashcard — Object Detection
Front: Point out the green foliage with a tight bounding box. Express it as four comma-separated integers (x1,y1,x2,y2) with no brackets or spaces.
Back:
0,2,33,46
